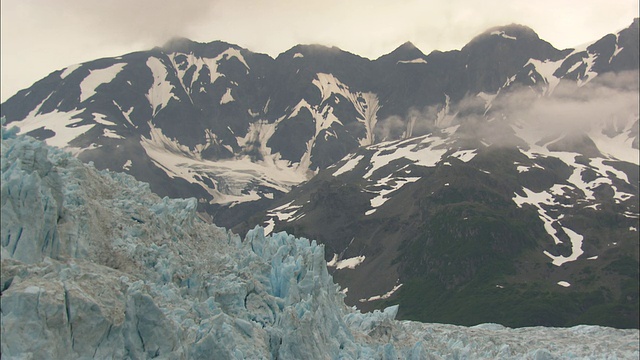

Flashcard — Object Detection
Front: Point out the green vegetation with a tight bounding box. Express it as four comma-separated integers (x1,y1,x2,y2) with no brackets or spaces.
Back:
386,277,639,329
605,257,640,277
383,151,639,329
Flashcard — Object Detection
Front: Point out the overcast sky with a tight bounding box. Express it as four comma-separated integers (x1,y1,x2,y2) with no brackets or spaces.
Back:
1,0,638,102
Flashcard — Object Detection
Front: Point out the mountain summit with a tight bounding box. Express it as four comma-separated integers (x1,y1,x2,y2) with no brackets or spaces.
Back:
375,41,428,64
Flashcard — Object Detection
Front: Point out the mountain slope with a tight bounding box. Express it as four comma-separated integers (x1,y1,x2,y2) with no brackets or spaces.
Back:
235,21,640,328
241,101,638,327
2,39,402,226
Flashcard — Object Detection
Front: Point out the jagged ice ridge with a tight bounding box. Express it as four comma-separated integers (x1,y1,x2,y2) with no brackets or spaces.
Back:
1,124,638,358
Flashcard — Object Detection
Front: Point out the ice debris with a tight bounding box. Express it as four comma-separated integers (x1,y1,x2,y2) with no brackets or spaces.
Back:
2,124,639,359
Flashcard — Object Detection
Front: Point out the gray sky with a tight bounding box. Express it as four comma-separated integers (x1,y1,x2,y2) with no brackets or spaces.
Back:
1,0,638,102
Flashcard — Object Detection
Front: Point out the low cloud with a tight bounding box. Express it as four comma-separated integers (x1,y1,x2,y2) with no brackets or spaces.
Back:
1,0,218,100
498,70,639,134
374,115,405,141
371,70,639,149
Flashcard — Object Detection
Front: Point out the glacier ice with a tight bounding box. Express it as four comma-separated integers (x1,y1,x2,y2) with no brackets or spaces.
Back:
1,123,639,359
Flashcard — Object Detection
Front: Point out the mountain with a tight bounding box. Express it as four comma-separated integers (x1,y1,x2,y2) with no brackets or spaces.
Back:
237,20,640,328
0,38,382,225
2,126,638,358
1,19,638,328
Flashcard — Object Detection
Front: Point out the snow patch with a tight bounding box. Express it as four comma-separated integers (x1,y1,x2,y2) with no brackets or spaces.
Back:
516,163,544,173
397,58,427,64
146,57,178,116
491,30,517,40
333,154,365,177
103,129,124,139
526,58,564,95
79,63,126,102
359,283,403,302
140,121,309,205
265,201,304,224
11,108,91,149
366,175,420,212
513,187,585,266
327,255,366,270
222,47,250,69
263,219,275,236
220,88,234,104
311,73,381,146
543,228,584,266
60,63,81,79
450,149,477,162
92,113,117,126
364,132,451,178
113,101,135,128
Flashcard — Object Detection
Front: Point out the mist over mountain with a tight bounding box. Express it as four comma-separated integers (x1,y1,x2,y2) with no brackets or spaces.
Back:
2,18,638,329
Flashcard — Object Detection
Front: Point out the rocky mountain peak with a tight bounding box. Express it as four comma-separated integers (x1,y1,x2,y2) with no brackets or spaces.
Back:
375,41,427,64
161,37,245,58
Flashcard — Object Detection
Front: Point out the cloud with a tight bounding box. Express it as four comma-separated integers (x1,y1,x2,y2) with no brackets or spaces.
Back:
374,115,406,141
457,70,640,153
370,70,639,152
1,0,638,102
503,71,639,132
374,104,447,142
1,0,218,100
37,0,218,45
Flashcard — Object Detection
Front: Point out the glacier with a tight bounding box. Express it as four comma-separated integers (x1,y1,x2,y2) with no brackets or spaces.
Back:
1,123,639,359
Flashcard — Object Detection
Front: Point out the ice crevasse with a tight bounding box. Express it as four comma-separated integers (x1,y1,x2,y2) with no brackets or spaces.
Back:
1,123,639,359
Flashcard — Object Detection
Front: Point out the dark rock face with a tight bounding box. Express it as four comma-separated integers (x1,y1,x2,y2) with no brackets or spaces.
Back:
462,24,567,93
2,19,638,329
